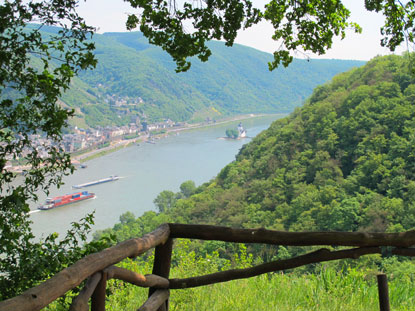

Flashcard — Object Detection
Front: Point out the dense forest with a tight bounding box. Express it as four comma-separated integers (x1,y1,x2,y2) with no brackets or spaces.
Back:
31,25,364,127
96,54,415,258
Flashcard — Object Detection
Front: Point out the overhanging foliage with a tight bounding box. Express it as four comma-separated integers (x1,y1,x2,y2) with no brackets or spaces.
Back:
124,0,415,72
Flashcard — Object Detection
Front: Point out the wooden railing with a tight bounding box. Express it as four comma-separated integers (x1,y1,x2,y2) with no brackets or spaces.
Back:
2,223,415,311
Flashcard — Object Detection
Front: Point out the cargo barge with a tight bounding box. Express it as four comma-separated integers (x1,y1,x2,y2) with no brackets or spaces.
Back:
72,176,119,189
38,191,95,210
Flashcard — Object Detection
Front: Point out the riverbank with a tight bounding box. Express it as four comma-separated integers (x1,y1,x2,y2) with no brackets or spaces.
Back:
72,113,282,164
8,114,283,173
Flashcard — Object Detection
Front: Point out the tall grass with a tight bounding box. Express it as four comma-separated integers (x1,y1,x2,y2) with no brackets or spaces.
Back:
104,267,415,310
102,243,415,311
44,241,415,310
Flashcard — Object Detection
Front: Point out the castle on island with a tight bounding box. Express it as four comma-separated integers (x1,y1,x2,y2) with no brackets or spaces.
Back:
238,122,247,138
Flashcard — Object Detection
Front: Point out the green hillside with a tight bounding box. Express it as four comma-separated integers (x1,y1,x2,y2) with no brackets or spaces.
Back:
98,54,415,246
93,55,415,309
34,26,364,126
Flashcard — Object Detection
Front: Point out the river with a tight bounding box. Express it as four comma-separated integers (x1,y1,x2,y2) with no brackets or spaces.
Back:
29,114,284,239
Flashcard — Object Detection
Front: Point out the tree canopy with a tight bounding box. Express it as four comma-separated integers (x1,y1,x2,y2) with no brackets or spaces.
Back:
125,0,415,71
226,128,240,139
0,0,100,299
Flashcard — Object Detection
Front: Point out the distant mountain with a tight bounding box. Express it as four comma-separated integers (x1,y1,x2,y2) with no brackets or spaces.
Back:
45,28,365,127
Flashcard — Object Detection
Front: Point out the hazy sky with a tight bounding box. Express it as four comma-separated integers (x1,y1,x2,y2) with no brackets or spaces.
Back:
77,0,406,61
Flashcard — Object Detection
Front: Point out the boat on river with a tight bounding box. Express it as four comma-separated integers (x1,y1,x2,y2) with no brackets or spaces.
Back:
72,175,119,189
38,191,95,210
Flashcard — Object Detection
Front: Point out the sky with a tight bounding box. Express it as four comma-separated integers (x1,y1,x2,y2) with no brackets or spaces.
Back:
76,0,407,61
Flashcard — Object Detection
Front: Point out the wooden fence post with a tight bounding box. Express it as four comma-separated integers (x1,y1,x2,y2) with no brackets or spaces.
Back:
149,238,173,311
377,273,390,311
91,270,108,311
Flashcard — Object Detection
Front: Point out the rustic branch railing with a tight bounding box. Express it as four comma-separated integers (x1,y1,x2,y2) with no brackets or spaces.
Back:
1,223,414,311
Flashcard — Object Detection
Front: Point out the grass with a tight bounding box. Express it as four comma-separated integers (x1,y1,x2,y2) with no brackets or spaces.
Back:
102,269,415,311
101,245,415,311
46,243,415,311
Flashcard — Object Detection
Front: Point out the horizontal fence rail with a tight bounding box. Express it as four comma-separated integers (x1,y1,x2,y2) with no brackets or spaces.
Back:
169,223,415,247
169,247,415,289
1,223,414,311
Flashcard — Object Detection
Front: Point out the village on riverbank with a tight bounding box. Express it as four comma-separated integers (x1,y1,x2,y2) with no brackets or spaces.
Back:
6,114,270,173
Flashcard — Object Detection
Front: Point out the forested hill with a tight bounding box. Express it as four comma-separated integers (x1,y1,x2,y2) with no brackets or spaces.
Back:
40,25,364,126
98,54,415,243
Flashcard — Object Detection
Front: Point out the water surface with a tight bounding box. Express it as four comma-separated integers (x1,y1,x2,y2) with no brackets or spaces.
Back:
30,115,284,238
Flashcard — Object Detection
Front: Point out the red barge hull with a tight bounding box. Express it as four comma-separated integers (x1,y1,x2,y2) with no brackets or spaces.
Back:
38,191,95,210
